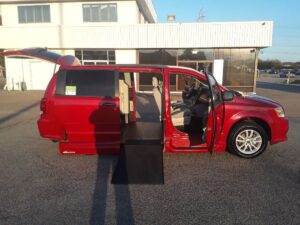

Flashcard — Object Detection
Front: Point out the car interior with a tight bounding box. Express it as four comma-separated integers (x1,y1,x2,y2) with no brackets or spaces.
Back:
168,73,210,145
120,72,163,143
119,71,211,146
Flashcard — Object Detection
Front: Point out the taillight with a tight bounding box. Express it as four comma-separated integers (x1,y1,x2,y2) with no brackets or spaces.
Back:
40,98,47,113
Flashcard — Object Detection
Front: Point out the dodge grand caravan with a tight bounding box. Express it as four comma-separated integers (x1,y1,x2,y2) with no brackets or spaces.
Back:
4,48,289,158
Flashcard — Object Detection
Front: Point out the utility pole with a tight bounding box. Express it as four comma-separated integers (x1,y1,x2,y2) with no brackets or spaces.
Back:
197,7,205,22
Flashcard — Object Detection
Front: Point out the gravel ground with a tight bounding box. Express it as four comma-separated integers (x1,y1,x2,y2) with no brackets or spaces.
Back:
0,83,299,225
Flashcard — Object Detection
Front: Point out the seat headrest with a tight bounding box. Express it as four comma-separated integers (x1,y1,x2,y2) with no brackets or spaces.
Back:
152,77,159,88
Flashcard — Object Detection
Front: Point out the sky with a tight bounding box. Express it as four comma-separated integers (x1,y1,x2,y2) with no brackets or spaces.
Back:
152,0,300,62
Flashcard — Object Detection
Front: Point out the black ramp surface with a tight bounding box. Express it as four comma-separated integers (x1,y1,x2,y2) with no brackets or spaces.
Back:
111,140,164,184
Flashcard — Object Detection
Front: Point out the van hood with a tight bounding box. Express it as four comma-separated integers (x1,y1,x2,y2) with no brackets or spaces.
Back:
3,48,81,66
242,94,281,108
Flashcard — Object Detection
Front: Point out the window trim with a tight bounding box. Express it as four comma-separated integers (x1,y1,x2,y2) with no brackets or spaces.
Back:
82,3,118,22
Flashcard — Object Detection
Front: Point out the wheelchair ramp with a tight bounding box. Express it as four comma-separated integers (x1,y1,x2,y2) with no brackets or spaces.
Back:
111,140,164,184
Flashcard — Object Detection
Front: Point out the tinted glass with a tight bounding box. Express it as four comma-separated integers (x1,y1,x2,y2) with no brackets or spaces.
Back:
163,50,177,88
18,5,50,23
83,51,107,60
100,5,108,21
109,4,117,21
64,70,116,97
83,5,90,21
91,5,99,22
83,4,117,22
27,6,34,23
43,5,50,22
35,6,42,22
108,51,115,61
75,50,115,64
18,6,26,23
178,49,214,61
215,48,255,89
75,50,82,61
139,50,162,91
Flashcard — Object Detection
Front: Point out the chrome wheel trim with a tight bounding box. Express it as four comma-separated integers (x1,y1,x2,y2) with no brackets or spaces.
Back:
235,129,262,155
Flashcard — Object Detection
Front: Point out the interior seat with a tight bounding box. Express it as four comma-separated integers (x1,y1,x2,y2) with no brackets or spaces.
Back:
119,78,130,123
152,77,162,119
171,107,191,127
152,77,191,127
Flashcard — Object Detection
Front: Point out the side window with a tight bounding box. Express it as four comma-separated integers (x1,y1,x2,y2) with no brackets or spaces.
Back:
56,70,117,97
169,73,208,105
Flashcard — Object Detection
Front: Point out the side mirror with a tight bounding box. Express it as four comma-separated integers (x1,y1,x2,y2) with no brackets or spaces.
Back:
222,91,234,102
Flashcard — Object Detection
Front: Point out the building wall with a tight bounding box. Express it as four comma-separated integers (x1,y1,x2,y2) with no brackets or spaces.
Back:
5,58,55,90
1,1,144,27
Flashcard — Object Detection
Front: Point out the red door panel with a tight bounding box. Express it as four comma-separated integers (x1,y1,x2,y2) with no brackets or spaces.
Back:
164,68,209,152
205,74,224,153
54,96,120,146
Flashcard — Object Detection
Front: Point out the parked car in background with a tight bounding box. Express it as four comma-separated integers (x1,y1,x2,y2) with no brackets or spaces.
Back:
295,69,300,76
279,69,295,78
267,69,278,74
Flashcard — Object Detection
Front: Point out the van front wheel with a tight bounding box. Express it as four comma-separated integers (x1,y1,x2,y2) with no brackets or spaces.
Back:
228,121,268,158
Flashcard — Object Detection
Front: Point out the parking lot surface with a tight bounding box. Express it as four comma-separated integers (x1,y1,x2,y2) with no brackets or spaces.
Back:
0,82,299,225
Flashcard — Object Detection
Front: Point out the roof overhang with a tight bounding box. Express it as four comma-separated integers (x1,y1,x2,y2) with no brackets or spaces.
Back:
0,21,273,49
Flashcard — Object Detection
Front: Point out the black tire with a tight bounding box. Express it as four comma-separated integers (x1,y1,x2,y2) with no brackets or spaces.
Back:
228,121,268,158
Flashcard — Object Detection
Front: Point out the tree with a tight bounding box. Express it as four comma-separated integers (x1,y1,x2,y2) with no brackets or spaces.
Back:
258,59,282,70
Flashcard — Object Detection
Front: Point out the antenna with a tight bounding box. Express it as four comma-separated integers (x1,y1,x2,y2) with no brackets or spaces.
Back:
197,7,205,22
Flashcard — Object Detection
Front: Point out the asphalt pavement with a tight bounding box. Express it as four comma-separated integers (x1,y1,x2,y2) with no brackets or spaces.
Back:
0,82,299,225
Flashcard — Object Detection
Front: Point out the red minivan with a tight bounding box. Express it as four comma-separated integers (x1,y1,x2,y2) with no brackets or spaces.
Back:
4,48,289,158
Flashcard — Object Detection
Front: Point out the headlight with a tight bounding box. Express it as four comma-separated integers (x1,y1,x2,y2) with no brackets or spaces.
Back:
274,107,285,118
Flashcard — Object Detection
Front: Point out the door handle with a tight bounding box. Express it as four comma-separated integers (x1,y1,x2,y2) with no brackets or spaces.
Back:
101,102,116,107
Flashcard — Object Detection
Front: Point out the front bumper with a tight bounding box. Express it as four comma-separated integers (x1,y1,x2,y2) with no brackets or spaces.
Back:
270,117,289,144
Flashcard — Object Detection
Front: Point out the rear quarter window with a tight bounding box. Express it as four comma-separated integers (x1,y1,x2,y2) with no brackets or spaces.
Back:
55,69,117,97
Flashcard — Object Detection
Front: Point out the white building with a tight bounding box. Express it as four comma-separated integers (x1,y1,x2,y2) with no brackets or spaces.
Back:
0,0,273,92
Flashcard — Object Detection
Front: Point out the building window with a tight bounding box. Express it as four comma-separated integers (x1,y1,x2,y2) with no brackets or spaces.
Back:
82,4,117,22
18,5,50,23
139,49,256,92
75,50,116,65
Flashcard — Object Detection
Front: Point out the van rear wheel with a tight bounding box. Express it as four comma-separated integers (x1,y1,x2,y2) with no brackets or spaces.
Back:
228,121,268,158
